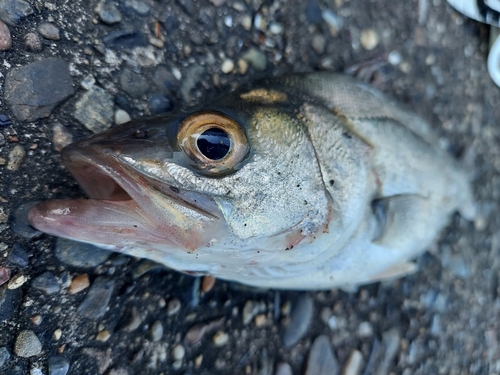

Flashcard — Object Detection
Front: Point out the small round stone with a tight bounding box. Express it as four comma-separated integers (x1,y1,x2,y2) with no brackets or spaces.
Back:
150,321,163,342
360,29,379,51
53,329,62,341
52,124,73,152
167,298,181,316
8,274,27,289
241,15,252,30
94,1,122,24
96,330,111,342
0,20,12,50
24,32,42,52
221,59,234,74
148,93,172,114
213,331,229,346
201,275,215,293
172,344,185,361
358,321,373,337
69,274,89,294
0,347,10,368
7,145,26,171
49,356,70,375
15,330,42,357
388,50,402,66
114,109,131,125
237,59,248,75
254,314,267,327
37,22,60,40
312,34,326,55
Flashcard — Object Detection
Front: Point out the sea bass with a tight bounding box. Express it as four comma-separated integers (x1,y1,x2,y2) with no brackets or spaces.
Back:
29,73,474,289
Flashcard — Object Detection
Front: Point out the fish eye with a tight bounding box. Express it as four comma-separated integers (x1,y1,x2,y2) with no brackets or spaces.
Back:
178,111,248,174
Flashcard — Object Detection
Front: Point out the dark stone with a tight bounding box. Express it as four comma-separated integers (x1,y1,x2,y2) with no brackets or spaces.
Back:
23,32,42,52
114,93,132,112
0,0,33,26
304,335,339,375
32,272,60,295
152,66,178,93
5,58,74,122
281,293,314,347
74,85,113,133
77,277,115,319
0,114,12,126
0,286,22,322
7,243,29,268
176,0,195,15
148,93,172,114
0,347,10,368
179,65,205,104
102,29,148,49
305,1,323,25
10,202,42,240
49,356,70,375
120,68,149,98
95,1,122,25
190,31,205,46
54,237,112,268
161,14,179,32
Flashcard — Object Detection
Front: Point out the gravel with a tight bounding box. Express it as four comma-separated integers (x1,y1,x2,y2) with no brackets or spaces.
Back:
0,0,498,374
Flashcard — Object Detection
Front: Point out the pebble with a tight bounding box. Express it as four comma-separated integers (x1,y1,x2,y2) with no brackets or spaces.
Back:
48,356,70,375
8,274,27,289
312,34,326,54
120,68,149,98
114,109,131,124
152,66,178,93
306,1,323,24
275,362,292,375
254,314,267,327
322,9,343,34
172,344,185,360
5,58,74,122
0,286,22,322
375,328,400,374
179,65,206,103
167,298,181,316
6,145,26,171
77,277,115,319
305,335,339,375
0,114,12,126
24,32,42,51
212,331,229,346
148,93,172,114
241,14,252,31
0,0,33,26
32,272,60,294
387,50,402,66
242,48,267,71
343,350,363,375
269,22,283,35
0,20,11,50
0,347,10,367
37,22,60,40
237,58,248,75
11,203,42,239
281,293,313,347
124,0,150,15
69,274,90,294
94,1,122,24
150,320,163,342
74,85,114,133
80,74,96,90
358,321,373,337
0,267,10,286
221,58,234,74
55,238,111,268
102,29,148,49
201,275,216,293
360,29,379,50
52,123,73,152
15,330,42,357
120,306,143,332
108,369,129,375
30,315,42,325
53,329,62,341
149,36,163,48
96,330,111,342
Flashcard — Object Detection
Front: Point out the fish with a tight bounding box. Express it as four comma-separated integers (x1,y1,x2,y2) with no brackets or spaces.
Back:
29,72,475,290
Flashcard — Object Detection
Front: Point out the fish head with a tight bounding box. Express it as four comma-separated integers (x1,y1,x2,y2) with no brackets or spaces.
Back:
29,92,330,263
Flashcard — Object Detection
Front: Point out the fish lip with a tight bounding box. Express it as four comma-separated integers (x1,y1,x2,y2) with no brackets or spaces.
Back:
60,143,221,220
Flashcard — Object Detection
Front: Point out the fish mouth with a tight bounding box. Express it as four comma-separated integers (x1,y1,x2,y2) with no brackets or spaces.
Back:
29,144,224,252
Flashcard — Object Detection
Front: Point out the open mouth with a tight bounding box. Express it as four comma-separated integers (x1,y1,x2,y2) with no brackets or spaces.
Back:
29,144,223,252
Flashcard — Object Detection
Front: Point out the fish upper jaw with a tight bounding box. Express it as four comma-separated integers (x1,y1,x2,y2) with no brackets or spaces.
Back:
28,143,225,252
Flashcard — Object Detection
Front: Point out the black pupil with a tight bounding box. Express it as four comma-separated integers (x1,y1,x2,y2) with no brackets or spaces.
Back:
196,128,231,160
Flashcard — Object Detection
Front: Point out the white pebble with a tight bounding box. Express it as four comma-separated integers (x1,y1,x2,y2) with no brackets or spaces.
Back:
213,331,229,346
360,29,379,51
221,59,234,74
387,50,402,66
115,109,131,124
173,344,185,360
